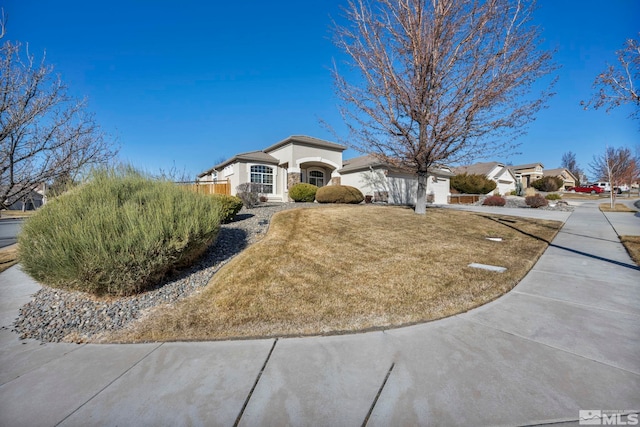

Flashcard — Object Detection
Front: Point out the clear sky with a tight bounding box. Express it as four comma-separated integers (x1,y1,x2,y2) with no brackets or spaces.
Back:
3,0,639,180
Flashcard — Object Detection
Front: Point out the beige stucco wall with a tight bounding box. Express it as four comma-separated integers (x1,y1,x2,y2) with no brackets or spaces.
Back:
224,163,242,196
340,169,450,205
267,144,343,171
513,165,544,188
224,162,282,198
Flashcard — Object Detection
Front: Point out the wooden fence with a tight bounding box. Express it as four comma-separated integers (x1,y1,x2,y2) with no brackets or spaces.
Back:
179,180,231,196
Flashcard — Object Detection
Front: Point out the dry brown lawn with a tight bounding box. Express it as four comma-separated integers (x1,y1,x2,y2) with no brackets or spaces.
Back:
0,244,18,274
620,236,640,266
599,203,638,212
561,193,604,200
0,210,34,218
108,205,562,343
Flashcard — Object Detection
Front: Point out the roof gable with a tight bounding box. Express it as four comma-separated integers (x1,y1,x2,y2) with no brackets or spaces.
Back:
543,168,577,181
510,162,544,171
198,151,279,177
452,162,502,176
264,135,347,153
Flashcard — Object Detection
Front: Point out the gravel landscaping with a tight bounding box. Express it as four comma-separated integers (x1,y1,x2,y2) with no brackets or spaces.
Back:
475,195,575,211
11,203,312,343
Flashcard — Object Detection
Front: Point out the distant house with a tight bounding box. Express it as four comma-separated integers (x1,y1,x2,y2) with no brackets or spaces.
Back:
543,168,577,190
2,184,46,211
509,163,544,188
338,155,454,205
452,162,517,195
198,135,453,205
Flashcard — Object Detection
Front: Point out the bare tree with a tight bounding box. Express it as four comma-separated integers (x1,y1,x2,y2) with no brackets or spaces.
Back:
583,34,640,121
560,151,583,186
590,146,638,208
332,0,555,213
0,33,117,209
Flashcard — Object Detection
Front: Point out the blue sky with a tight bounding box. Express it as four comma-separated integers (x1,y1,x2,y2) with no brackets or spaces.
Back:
3,0,638,180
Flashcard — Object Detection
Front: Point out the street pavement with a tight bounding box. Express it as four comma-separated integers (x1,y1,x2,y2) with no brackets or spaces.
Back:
0,201,638,426
0,218,24,249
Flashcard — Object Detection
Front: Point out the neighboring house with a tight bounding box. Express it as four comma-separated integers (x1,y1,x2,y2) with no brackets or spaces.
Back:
452,162,517,195
2,184,46,211
509,163,544,188
543,168,577,190
338,155,454,205
198,135,453,205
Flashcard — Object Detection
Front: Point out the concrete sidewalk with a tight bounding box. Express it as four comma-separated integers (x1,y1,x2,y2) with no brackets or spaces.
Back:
0,202,638,426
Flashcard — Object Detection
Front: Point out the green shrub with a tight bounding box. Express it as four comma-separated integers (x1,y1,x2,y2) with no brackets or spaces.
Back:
545,193,562,201
315,185,364,204
451,173,497,194
482,195,506,206
289,183,318,202
531,176,564,192
525,194,548,208
209,194,243,223
18,167,223,296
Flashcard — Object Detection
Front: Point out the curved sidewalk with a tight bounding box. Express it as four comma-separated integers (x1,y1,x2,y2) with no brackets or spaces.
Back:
1,202,639,426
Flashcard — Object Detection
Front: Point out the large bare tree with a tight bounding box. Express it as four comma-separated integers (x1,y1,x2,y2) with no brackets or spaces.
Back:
583,34,639,121
590,146,638,208
332,0,555,213
1,28,117,209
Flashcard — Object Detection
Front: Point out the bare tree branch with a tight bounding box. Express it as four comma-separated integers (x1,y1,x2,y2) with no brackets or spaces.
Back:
0,9,5,40
1,39,118,209
583,33,640,122
332,0,556,213
560,151,584,186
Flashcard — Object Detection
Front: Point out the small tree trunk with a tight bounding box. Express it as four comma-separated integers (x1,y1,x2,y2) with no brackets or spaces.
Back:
610,190,615,209
415,172,428,215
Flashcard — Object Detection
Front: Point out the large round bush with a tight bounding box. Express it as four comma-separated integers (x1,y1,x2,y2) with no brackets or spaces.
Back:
531,176,564,192
288,183,318,202
451,173,497,194
315,185,364,204
18,168,224,296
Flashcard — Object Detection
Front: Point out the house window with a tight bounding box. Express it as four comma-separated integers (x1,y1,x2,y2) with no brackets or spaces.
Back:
250,165,274,193
308,170,325,187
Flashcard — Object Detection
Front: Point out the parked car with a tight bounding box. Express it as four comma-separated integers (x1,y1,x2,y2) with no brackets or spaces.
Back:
614,184,629,193
567,185,604,194
594,182,611,192
595,182,625,193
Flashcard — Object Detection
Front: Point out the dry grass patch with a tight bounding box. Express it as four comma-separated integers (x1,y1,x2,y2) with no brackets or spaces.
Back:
110,205,562,342
620,236,640,266
0,210,34,218
599,203,638,212
0,244,18,274
562,193,605,200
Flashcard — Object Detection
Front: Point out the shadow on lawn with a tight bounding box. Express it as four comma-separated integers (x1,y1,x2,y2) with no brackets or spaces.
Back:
481,214,640,272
